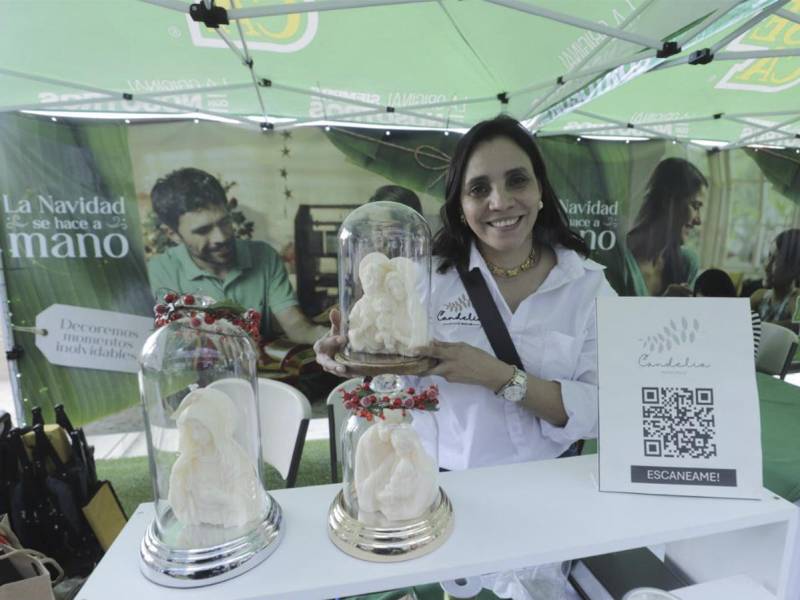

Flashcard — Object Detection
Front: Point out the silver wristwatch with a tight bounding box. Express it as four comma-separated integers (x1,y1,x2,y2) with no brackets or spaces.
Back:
496,366,527,403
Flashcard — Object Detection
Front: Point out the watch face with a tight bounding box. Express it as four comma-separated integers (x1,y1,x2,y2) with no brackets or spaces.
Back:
503,385,526,403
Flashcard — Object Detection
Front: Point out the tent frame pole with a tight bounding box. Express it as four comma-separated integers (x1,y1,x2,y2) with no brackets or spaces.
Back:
570,109,672,140
0,68,251,125
229,0,434,19
723,113,800,149
724,115,800,146
520,0,657,120
235,21,272,128
0,82,257,114
776,8,800,24
716,48,800,60
483,0,662,49
710,0,791,55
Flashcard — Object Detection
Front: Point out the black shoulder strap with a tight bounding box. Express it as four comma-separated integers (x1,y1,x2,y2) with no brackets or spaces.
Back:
458,266,523,369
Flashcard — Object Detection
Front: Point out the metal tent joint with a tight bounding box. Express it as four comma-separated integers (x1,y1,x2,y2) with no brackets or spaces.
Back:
497,92,509,105
713,113,723,120
190,2,229,28
260,122,274,131
5,345,23,361
386,106,395,113
122,92,133,101
656,41,681,59
688,48,714,65
258,78,272,87
556,76,565,86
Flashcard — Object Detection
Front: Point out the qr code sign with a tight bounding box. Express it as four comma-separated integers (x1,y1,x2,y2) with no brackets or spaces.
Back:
642,387,717,459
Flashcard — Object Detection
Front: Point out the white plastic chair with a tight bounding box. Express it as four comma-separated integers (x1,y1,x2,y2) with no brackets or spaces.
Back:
756,322,799,380
257,378,312,488
326,377,361,483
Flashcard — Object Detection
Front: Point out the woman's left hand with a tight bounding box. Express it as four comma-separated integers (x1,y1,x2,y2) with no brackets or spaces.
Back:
419,340,514,390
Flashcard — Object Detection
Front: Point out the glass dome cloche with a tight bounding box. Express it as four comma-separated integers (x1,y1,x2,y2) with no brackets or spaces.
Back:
328,380,454,561
335,200,436,393
138,294,282,587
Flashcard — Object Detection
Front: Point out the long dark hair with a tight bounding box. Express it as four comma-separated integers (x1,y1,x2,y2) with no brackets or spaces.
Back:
432,115,587,273
627,158,707,292
774,228,800,285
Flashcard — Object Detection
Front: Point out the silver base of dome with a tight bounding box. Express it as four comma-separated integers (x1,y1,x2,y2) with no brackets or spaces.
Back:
140,496,283,588
328,487,454,562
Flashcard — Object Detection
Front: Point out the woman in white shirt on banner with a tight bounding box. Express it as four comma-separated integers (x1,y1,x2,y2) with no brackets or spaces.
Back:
316,114,615,470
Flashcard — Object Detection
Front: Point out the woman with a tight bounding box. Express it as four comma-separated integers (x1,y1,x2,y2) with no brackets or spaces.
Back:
750,229,800,332
316,114,614,469
607,158,706,296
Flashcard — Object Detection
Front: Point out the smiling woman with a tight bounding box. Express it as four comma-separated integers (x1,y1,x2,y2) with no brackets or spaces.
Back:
318,115,615,464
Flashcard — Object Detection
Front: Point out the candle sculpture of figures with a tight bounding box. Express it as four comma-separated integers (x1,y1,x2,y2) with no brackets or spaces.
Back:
348,253,428,356
168,387,266,529
335,201,436,393
139,295,282,587
354,408,437,524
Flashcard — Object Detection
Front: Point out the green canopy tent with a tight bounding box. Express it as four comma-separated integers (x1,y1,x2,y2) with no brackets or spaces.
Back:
0,0,786,134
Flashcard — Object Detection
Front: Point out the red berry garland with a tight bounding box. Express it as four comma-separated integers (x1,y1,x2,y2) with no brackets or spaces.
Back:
341,377,439,421
152,293,261,347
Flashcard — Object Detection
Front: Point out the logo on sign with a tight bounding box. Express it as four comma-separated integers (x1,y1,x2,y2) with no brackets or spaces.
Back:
716,0,800,93
186,0,318,53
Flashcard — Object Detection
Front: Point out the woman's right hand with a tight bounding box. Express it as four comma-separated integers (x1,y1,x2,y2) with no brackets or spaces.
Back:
313,308,351,377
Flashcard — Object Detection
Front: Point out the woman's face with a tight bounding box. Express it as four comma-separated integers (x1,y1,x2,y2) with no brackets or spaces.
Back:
460,136,541,256
680,187,705,243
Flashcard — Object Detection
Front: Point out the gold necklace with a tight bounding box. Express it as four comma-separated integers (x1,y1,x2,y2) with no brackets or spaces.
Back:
484,244,539,278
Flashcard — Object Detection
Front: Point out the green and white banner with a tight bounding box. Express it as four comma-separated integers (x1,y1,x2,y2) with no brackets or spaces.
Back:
1,114,798,429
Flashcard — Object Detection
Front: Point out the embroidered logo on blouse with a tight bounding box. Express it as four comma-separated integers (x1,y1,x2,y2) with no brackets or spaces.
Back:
436,293,480,326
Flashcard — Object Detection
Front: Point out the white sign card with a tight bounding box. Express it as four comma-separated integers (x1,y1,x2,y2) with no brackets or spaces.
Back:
36,304,153,374
597,297,762,499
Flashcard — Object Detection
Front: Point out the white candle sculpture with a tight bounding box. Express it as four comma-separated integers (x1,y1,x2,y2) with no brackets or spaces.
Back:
348,252,428,356
354,410,437,525
168,387,265,529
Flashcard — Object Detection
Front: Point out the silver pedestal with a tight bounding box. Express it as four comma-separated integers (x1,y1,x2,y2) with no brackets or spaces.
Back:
328,487,454,562
140,496,283,587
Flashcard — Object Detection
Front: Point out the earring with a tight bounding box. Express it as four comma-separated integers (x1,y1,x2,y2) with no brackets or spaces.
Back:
539,200,544,210
459,214,466,224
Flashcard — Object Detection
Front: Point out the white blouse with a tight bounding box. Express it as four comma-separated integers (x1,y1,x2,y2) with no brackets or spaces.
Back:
423,244,616,470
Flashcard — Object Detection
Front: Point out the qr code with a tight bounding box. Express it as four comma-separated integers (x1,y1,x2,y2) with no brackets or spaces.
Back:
642,387,717,459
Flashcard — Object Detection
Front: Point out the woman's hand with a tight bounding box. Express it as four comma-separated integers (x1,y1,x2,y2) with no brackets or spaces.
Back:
313,308,352,377
420,340,513,391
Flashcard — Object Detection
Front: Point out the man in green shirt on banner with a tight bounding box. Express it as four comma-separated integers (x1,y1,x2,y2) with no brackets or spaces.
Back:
146,167,327,344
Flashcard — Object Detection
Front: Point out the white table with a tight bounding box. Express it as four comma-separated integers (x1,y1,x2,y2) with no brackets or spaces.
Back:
78,455,799,600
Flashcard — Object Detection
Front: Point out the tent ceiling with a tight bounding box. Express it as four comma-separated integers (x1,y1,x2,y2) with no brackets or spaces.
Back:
1,0,798,144
538,0,800,148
